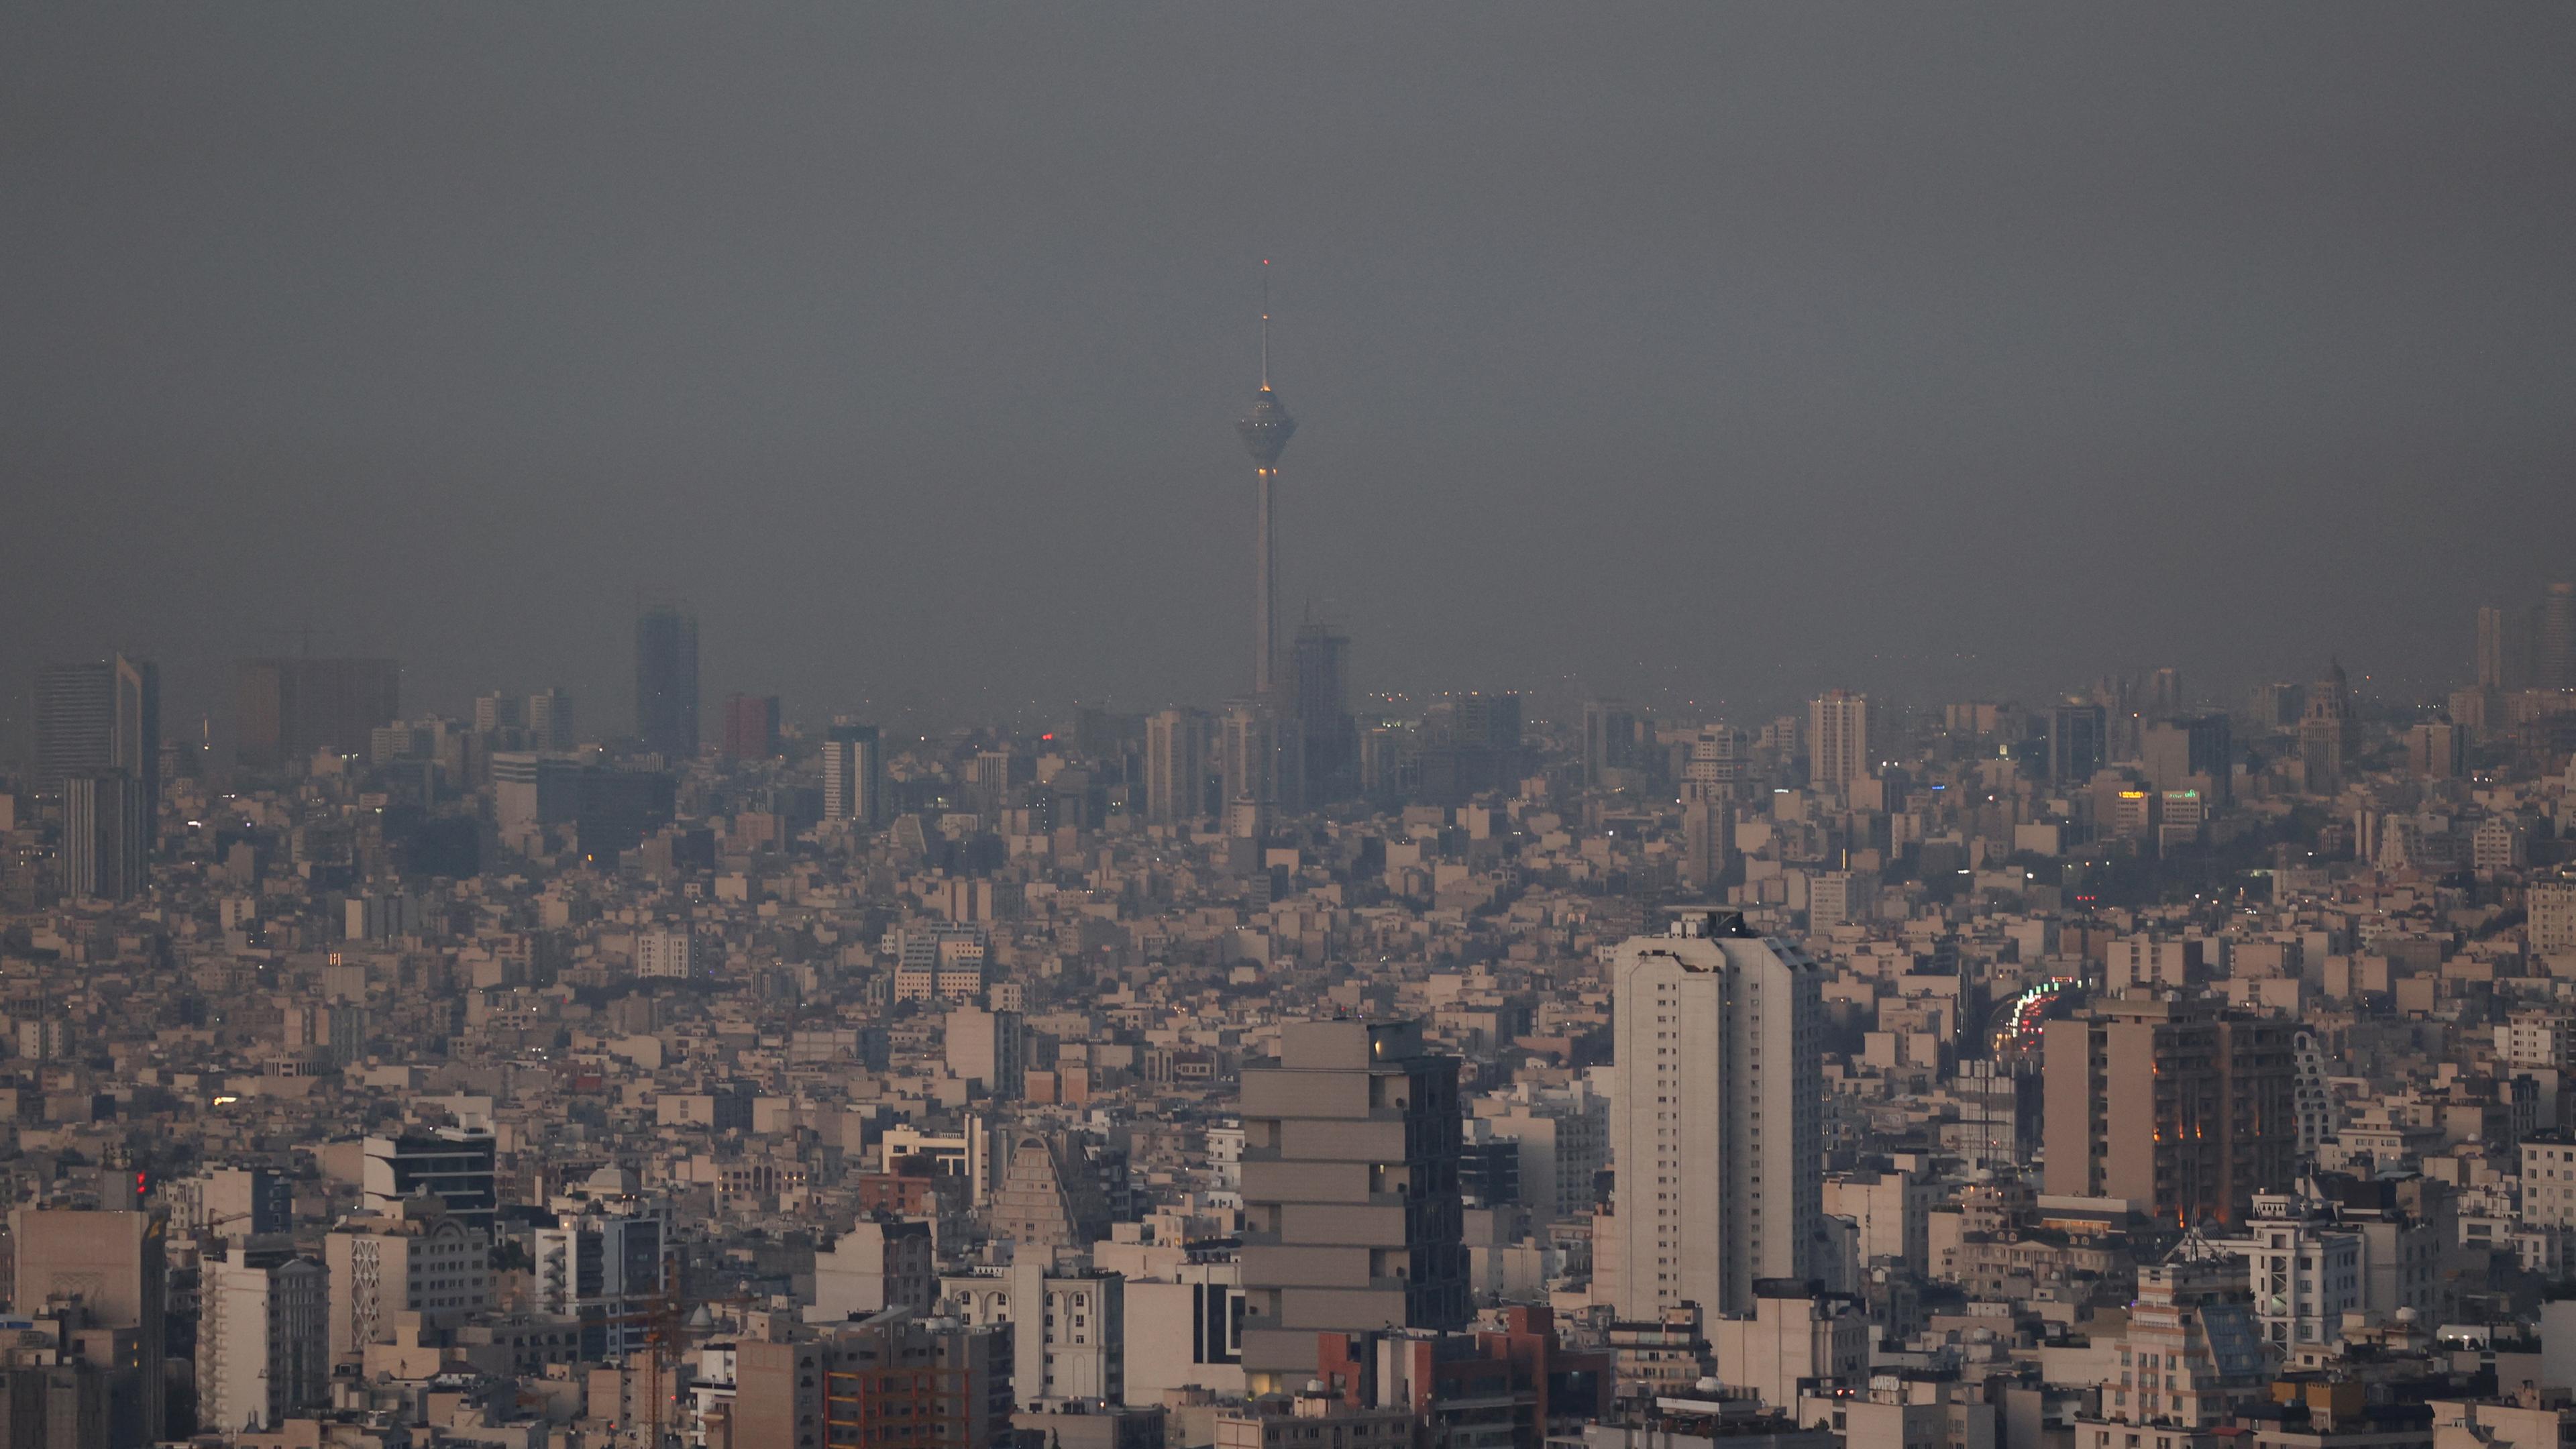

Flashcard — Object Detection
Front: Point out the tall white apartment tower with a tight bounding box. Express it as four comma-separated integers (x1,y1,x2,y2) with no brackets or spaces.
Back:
1610,910,1824,1319
1808,691,1869,794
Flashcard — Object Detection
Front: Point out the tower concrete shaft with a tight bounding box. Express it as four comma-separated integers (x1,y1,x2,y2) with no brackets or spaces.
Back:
1236,395,1295,699
1254,464,1277,696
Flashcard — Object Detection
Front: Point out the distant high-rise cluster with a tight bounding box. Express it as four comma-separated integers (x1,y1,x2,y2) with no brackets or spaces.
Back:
1144,707,1212,826
236,655,399,771
38,652,160,901
2473,582,2576,692
526,686,574,751
36,653,158,808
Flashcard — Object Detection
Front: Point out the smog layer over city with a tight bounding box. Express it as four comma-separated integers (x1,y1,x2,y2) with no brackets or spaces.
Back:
1,7,2575,1449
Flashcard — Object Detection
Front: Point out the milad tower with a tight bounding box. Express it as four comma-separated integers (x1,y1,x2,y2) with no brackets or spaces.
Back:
1234,262,1297,701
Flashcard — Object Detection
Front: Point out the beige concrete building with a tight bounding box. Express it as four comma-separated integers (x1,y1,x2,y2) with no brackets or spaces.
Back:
940,1259,1122,1407
2042,994,2298,1228
815,1217,938,1320
2532,876,2576,959
2072,1258,2271,1442
1236,1018,1468,1389
1712,1285,1868,1411
1471,1081,1606,1226
731,1315,1013,1449
324,1197,490,1363
1216,1391,1414,1449
8,1208,165,1440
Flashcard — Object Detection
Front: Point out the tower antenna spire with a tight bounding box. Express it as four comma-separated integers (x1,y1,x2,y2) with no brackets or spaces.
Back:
1260,258,1271,389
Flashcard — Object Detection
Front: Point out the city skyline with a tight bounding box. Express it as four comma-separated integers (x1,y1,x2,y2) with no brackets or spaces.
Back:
11,9,2576,1449
5,7,2574,751
11,596,2573,773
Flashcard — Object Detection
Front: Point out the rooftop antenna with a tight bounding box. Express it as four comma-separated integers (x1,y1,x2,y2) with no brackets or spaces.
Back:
1260,258,1271,390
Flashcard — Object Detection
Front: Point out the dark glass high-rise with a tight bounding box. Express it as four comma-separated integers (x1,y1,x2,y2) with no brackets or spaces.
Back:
635,606,700,758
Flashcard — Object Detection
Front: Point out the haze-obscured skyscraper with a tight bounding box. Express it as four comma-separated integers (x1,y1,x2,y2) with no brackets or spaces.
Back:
61,769,146,902
635,605,700,757
2147,665,2185,719
820,722,883,824
1417,692,1521,804
37,655,158,820
2542,582,2576,690
2296,660,2355,796
36,662,115,793
474,692,523,735
1607,911,1823,1319
2245,682,2306,734
1809,690,1868,793
236,657,399,771
2141,713,2232,803
2047,701,2107,786
722,692,780,759
1220,700,1303,828
1290,621,1355,803
2477,604,2510,690
1680,801,1727,892
1682,722,1745,804
1583,699,1644,788
526,687,574,751
1144,708,1210,826
2406,720,2467,780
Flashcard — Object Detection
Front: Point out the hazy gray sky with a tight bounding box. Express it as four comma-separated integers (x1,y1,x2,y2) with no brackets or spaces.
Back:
5,5,2573,745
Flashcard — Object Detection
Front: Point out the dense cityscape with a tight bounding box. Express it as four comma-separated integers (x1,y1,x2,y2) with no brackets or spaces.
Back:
7,375,2576,1449
8,8,2576,1449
